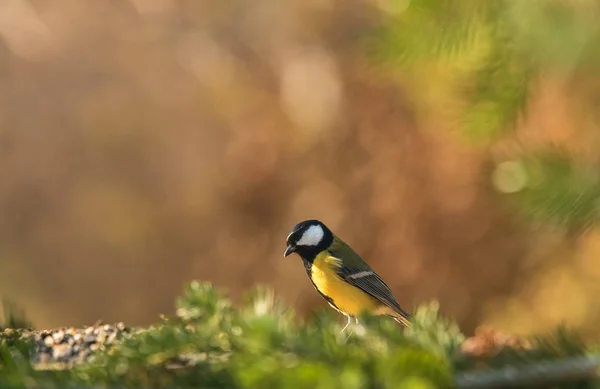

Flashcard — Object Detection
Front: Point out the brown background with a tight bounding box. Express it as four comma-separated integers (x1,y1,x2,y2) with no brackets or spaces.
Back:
0,0,598,336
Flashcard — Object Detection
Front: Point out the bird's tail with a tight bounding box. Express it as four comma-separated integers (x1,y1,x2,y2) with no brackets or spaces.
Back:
393,310,412,327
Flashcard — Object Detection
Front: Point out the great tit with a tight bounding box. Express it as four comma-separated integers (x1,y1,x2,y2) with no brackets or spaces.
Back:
284,219,411,331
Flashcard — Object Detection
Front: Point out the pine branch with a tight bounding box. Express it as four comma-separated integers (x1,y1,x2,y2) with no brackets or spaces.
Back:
455,354,600,389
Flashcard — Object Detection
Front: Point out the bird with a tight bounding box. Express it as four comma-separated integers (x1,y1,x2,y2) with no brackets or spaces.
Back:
284,219,411,332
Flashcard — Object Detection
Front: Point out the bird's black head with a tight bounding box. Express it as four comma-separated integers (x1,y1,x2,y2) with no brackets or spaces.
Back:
284,219,334,262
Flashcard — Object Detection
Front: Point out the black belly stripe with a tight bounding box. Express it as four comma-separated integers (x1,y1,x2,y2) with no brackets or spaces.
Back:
302,259,341,311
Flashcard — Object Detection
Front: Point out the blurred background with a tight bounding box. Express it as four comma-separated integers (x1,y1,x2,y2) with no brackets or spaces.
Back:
1,0,600,336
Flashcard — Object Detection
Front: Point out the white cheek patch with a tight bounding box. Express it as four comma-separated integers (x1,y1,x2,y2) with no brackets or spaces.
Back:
296,224,324,247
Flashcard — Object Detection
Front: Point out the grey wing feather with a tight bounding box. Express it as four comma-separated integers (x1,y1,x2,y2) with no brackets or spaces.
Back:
338,267,412,322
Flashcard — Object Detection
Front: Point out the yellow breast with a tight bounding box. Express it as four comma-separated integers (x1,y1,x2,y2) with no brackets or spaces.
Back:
310,252,380,316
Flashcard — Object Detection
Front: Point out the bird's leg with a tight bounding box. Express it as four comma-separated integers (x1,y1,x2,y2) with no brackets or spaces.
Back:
341,315,352,332
354,316,359,324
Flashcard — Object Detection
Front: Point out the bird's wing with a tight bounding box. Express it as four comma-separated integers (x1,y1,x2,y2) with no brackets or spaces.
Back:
337,266,411,322
328,238,411,323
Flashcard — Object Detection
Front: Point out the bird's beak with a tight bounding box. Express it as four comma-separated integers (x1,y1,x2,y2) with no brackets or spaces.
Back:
284,244,295,257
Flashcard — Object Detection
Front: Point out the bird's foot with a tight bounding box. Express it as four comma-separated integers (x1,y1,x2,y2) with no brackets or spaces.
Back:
341,315,352,333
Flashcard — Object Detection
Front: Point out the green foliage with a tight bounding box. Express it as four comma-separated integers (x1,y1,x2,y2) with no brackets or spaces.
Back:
1,300,33,332
518,152,600,229
493,151,600,230
371,0,539,141
404,301,465,359
0,330,38,389
373,0,600,141
232,292,454,389
0,282,598,388
372,0,600,230
72,282,456,389
371,1,487,65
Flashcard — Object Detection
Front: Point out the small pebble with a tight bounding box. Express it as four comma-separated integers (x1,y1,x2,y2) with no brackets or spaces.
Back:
96,329,107,344
107,332,117,344
52,344,73,360
53,330,65,344
44,336,54,347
